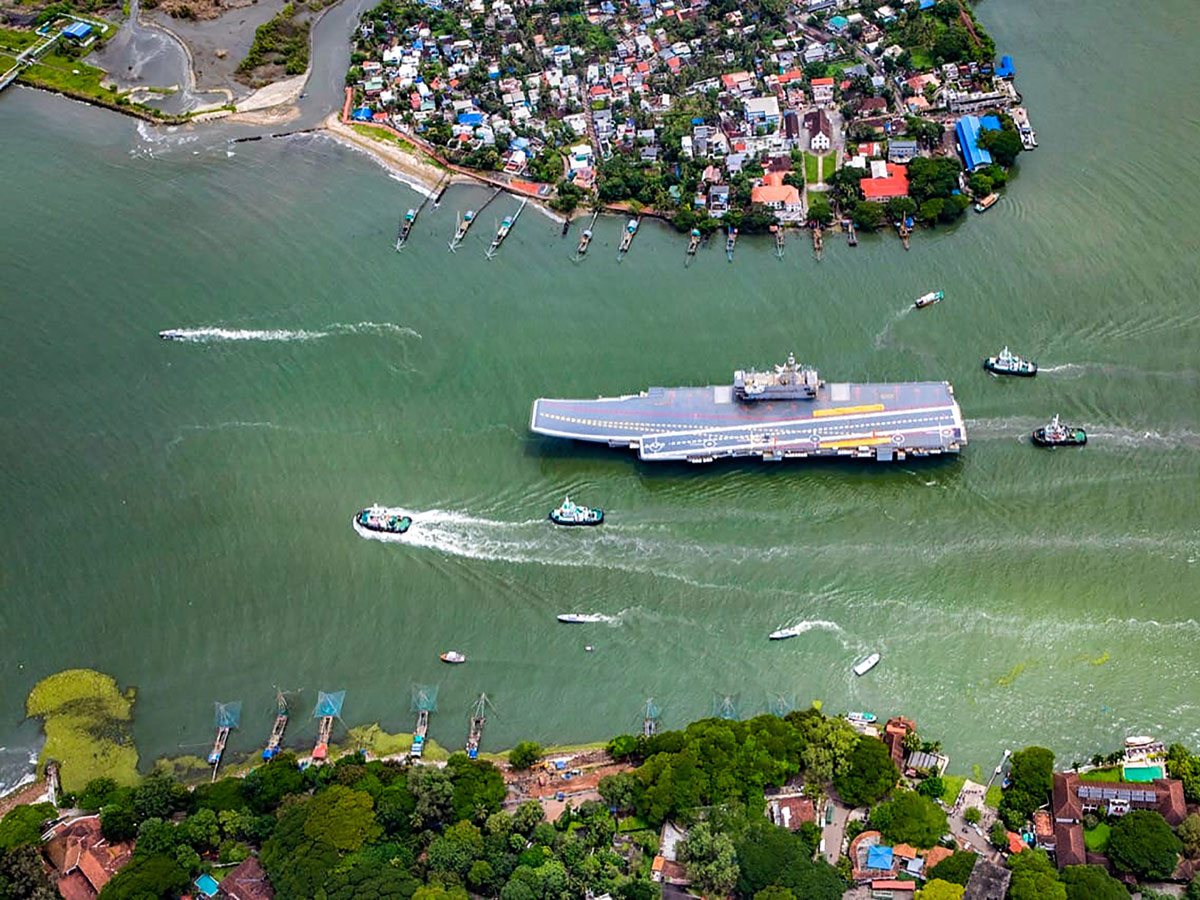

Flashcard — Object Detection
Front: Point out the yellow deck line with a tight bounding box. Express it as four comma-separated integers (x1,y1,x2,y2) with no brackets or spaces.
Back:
811,404,886,418
819,437,893,449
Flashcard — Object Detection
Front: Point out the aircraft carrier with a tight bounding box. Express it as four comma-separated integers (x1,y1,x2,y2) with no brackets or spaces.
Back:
529,353,967,464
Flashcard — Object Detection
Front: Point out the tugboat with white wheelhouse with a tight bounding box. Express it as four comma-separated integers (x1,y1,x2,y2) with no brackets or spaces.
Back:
1032,414,1086,448
549,496,603,526
984,347,1037,377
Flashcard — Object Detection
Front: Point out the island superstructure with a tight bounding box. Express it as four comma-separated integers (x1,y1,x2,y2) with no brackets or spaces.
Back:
530,354,966,464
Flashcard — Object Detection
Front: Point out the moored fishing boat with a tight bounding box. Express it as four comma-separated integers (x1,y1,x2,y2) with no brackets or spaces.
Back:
984,347,1037,376
913,290,944,309
1032,414,1086,447
355,505,412,534
440,651,467,664
974,193,999,213
549,496,603,526
847,711,877,725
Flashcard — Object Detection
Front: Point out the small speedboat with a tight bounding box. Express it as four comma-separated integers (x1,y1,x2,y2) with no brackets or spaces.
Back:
769,626,804,640
557,613,607,624
847,711,877,725
549,496,603,526
440,651,467,664
913,290,944,309
355,505,412,534
984,346,1037,376
1032,414,1086,448
853,653,881,676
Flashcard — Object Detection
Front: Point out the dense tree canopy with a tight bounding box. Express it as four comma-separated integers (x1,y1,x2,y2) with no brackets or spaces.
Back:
1105,810,1182,880
733,822,842,900
915,880,964,900
1060,864,1128,900
1000,746,1055,829
869,791,947,848
0,844,59,900
1179,813,1200,858
0,805,56,854
508,743,542,770
678,822,738,897
834,736,899,807
1007,849,1066,900
97,853,189,900
927,851,976,886
977,127,1023,168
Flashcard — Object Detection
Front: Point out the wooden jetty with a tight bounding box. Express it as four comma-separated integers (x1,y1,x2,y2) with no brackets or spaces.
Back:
642,698,660,738
725,226,738,262
208,700,241,781
447,209,476,251
262,691,289,761
617,217,640,260
812,224,824,260
486,198,528,260
846,220,858,246
411,709,429,759
772,225,785,259
574,210,599,261
466,693,489,759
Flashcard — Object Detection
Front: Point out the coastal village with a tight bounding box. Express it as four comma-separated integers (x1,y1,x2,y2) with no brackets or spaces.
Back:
5,669,1200,900
342,0,1034,245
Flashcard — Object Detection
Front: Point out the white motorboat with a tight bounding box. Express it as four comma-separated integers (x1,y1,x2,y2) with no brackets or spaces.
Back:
557,614,607,624
853,653,881,676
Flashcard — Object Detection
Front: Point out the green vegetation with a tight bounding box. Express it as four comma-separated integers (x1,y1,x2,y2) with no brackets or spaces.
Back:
915,880,963,900
349,123,417,154
0,26,39,53
939,774,965,805
1082,822,1110,852
869,790,947,848
25,669,138,791
1167,743,1200,802
977,126,1023,168
984,784,1002,809
821,154,836,181
1007,847,1065,900
0,804,57,853
927,851,976,886
0,55,19,74
804,153,819,184
1060,865,1128,900
963,807,981,825
0,843,59,898
833,734,899,807
998,745,1054,829
1105,809,1182,880
732,819,842,900
508,741,542,770
1079,766,1123,782
237,3,310,80
1178,813,1200,857
807,196,833,227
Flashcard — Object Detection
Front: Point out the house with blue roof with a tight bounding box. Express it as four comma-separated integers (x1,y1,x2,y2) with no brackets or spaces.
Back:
62,21,93,41
867,844,895,871
955,114,1001,171
995,55,1015,78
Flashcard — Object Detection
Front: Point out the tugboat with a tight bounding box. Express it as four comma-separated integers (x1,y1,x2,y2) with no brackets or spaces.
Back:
355,505,412,534
440,651,467,664
913,290,944,309
1032,414,1087,448
549,496,604,526
984,347,1037,377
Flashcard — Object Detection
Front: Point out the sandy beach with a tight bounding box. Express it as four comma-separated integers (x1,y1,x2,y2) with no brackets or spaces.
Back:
321,113,467,196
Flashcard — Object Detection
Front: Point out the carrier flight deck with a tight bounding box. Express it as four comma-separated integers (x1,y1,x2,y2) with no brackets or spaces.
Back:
530,353,967,464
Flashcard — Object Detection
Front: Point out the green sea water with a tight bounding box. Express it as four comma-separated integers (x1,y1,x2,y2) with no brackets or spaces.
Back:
2,0,1199,785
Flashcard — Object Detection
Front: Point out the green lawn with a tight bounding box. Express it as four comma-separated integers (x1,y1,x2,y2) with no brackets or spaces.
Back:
1084,822,1110,852
0,26,39,54
19,55,114,102
941,775,966,805
1080,767,1123,782
984,785,1003,809
822,154,836,180
804,152,820,184
908,48,934,70
0,54,19,75
351,122,416,153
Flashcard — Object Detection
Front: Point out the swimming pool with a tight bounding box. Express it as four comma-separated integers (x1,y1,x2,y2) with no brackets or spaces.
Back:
194,873,220,897
1122,764,1164,782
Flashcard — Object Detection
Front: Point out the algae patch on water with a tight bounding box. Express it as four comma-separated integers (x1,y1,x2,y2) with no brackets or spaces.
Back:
25,669,139,791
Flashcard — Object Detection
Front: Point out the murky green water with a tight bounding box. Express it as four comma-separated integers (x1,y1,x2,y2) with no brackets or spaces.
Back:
2,0,1199,786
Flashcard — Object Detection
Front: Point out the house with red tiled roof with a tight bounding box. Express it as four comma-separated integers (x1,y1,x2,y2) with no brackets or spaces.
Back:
881,716,916,767
765,792,816,829
218,856,274,900
860,162,909,201
750,172,803,223
43,816,134,900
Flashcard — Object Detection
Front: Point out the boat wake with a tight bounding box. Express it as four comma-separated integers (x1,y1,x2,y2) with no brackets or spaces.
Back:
872,307,911,349
771,619,855,649
158,322,422,343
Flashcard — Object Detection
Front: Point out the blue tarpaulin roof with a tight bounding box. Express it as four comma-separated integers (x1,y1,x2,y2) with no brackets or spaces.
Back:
458,111,484,125
63,21,92,39
351,107,374,121
995,54,1014,77
867,845,895,870
918,0,934,8
956,115,1000,171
